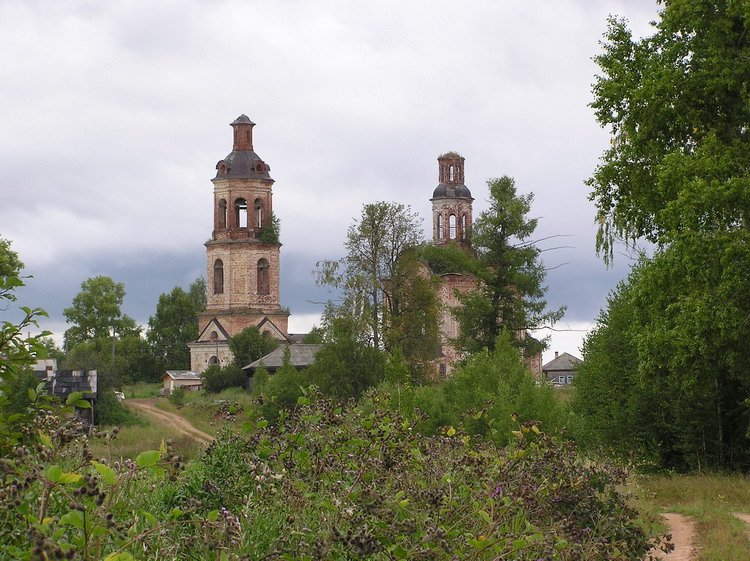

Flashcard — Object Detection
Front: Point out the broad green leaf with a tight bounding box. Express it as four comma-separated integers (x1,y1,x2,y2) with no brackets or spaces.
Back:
92,461,117,485
58,472,82,484
207,510,219,522
65,391,84,406
169,508,183,520
38,431,53,448
74,399,91,409
45,465,62,483
27,388,37,401
135,450,160,468
446,427,456,437
60,510,84,529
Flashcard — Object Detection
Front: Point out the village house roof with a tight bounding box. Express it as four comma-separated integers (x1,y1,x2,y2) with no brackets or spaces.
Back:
163,370,202,381
542,352,582,373
244,344,323,372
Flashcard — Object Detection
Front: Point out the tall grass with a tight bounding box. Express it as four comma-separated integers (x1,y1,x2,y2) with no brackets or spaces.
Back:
91,419,203,463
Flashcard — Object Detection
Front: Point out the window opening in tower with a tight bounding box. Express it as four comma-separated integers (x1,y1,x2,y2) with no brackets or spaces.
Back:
235,198,248,228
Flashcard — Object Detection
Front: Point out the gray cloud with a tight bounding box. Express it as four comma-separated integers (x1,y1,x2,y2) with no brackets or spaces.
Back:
1,0,659,356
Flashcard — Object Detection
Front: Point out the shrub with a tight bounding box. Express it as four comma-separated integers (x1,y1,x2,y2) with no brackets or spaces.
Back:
170,394,655,560
168,387,186,407
201,364,246,393
445,331,560,443
97,388,141,426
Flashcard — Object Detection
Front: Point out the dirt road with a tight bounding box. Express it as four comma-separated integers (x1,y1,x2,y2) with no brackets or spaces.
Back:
126,399,214,445
651,513,697,560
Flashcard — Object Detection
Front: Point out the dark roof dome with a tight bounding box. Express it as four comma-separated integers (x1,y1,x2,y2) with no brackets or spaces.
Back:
214,114,273,181
215,150,271,180
231,114,255,125
432,183,473,199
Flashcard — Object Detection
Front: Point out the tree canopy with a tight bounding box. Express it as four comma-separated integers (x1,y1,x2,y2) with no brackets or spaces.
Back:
63,276,138,348
147,286,199,372
452,177,563,355
588,1,750,260
577,2,750,470
317,202,423,349
229,326,279,369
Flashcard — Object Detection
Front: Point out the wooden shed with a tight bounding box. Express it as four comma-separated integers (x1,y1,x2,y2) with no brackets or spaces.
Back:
162,370,203,394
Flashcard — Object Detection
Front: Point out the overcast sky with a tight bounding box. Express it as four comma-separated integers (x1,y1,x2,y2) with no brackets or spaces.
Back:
1,0,659,363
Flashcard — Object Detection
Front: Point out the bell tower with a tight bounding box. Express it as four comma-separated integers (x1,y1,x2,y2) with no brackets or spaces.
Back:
430,152,473,246
189,115,289,373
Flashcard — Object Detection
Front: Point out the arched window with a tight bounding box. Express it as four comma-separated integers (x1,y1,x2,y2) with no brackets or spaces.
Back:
218,199,227,229
208,355,219,365
437,214,443,239
448,165,454,181
257,258,270,295
254,198,264,229
449,214,457,239
235,198,248,228
213,259,224,294
461,213,467,240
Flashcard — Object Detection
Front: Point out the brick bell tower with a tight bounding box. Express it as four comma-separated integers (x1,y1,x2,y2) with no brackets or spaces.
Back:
189,115,289,373
430,152,473,245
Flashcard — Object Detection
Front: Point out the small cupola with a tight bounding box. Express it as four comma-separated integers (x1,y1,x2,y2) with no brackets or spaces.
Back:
231,114,255,151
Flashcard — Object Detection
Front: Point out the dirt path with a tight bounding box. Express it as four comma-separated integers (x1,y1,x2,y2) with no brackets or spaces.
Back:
650,513,697,560
126,399,214,445
733,513,750,537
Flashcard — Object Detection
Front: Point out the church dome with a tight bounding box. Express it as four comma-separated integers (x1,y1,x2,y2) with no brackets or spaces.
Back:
432,183,473,199
214,115,273,180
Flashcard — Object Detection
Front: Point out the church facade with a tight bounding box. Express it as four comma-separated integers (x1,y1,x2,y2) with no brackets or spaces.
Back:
189,115,289,373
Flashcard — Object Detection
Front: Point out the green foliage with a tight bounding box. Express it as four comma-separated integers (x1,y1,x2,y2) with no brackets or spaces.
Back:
0,237,51,453
171,395,653,560
383,249,441,382
187,277,207,313
168,387,187,407
573,234,750,470
445,331,561,443
451,177,563,355
419,242,481,275
588,3,750,260
307,318,386,401
97,389,141,426
317,201,423,348
228,326,279,369
147,286,199,373
258,211,281,244
63,276,138,349
301,325,325,344
201,364,246,394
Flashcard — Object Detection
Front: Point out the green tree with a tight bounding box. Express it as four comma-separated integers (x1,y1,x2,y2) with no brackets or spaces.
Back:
452,177,563,356
588,2,750,260
383,249,441,382
578,2,750,470
317,202,423,348
259,211,281,245
202,364,246,393
188,277,207,313
63,276,138,349
307,317,386,401
229,326,279,369
147,286,199,372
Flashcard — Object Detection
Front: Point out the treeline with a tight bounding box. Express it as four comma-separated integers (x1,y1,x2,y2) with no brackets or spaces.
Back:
572,1,750,471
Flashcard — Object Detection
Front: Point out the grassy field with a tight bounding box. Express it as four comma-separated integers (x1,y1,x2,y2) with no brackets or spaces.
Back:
90,418,203,463
154,387,256,436
633,474,750,561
